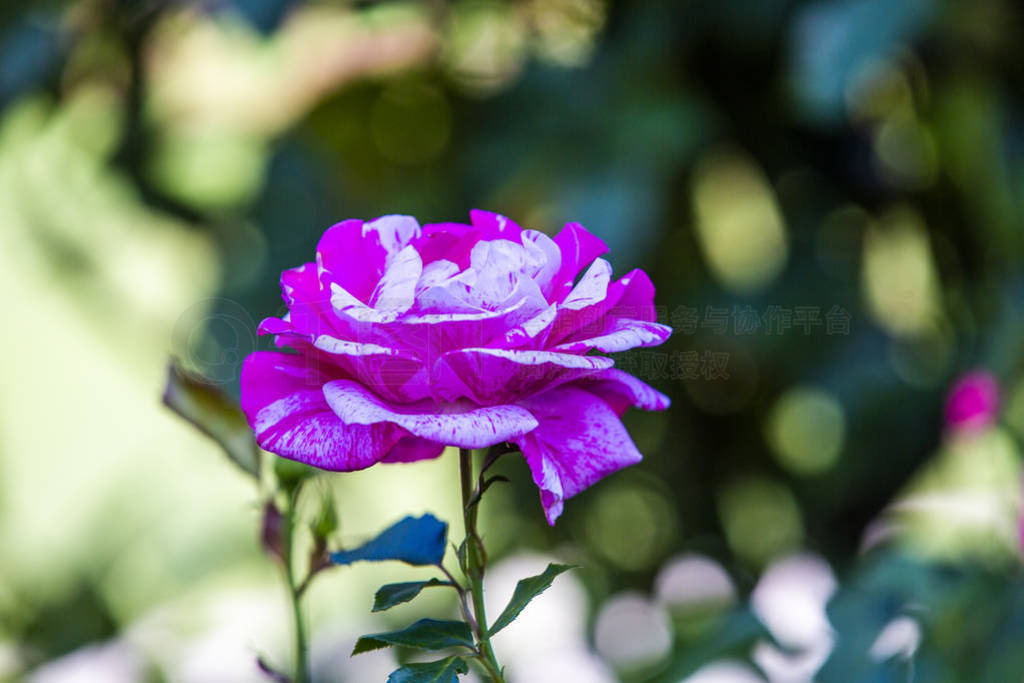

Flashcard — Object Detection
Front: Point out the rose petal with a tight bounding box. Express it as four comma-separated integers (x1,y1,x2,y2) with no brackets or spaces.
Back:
381,437,447,463
546,259,613,345
474,245,549,315
521,229,562,288
432,347,614,404
607,268,658,325
513,386,644,524
561,258,613,310
552,318,673,353
393,300,534,359
314,216,421,305
314,334,428,403
469,209,523,239
323,379,538,449
548,221,609,300
573,368,671,415
312,335,406,357
258,316,294,336
315,219,383,304
329,282,401,325
415,239,549,325
365,214,422,255
548,267,661,350
368,244,422,313
417,259,461,293
495,303,558,349
415,221,478,268
274,263,335,339
240,352,405,470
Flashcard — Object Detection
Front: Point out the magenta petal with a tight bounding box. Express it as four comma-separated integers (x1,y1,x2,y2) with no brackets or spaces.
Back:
548,221,609,301
313,335,411,358
323,379,538,449
561,258,612,308
549,267,662,350
469,209,523,239
416,221,478,268
513,386,644,525
432,347,614,404
380,437,446,463
329,281,395,325
552,319,673,353
240,352,405,470
415,210,521,269
546,259,614,347
315,216,421,304
607,268,659,325
314,334,428,404
573,368,671,415
315,219,384,304
394,303,534,358
521,230,561,293
278,263,334,339
365,214,422,254
258,317,293,336
368,244,422,313
495,303,558,349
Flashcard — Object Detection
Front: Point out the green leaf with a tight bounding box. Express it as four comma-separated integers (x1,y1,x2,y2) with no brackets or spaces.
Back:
489,563,577,636
332,515,448,567
373,579,451,612
162,359,260,477
387,656,469,682
352,619,475,655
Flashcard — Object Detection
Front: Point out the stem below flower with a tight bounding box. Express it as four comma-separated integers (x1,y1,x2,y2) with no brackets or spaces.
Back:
459,448,505,682
284,502,309,683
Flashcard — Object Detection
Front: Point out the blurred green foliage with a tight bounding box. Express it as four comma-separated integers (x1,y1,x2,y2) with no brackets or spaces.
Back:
2,0,1024,680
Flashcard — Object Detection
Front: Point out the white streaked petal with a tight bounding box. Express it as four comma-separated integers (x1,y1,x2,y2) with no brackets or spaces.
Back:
553,320,673,353
416,259,460,292
323,379,538,448
364,214,421,254
313,335,409,357
370,244,421,313
561,258,612,310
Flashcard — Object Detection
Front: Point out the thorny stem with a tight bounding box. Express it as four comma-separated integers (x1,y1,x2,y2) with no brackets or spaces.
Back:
459,448,505,682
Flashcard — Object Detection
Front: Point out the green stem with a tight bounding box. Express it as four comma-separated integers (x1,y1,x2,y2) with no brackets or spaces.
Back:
284,503,309,683
459,448,504,682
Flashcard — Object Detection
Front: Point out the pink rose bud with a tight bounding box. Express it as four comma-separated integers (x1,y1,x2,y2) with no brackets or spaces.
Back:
944,371,999,432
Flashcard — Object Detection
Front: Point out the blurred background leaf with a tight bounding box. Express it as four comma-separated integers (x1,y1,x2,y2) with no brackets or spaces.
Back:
162,359,260,478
